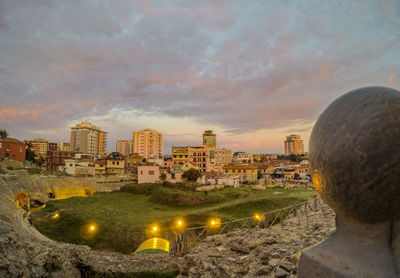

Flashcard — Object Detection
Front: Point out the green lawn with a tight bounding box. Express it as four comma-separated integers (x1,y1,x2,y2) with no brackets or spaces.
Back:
31,184,316,254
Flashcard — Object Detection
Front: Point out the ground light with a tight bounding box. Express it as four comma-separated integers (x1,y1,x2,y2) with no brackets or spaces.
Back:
51,212,60,219
208,218,221,229
88,223,98,233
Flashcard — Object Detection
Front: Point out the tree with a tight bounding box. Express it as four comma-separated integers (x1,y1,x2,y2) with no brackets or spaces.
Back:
182,168,201,182
160,173,167,181
0,129,8,139
25,142,37,162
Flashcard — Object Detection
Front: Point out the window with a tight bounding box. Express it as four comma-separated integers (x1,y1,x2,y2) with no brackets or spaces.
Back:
70,164,73,167
19,147,22,152
140,170,143,175
117,161,119,165
0,142,2,148
112,161,115,165
149,170,155,175
6,145,10,151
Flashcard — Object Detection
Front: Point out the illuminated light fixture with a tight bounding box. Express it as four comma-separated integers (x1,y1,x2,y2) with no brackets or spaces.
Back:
51,212,60,219
254,214,260,220
178,221,182,226
211,220,215,225
88,224,97,233
153,226,158,231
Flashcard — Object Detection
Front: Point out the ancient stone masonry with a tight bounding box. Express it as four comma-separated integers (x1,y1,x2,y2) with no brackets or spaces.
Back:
298,87,400,278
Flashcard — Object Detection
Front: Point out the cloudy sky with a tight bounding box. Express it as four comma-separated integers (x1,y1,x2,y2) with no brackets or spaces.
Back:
0,0,399,154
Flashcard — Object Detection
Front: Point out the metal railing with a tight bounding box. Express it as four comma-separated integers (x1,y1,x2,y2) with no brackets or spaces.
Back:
169,196,326,256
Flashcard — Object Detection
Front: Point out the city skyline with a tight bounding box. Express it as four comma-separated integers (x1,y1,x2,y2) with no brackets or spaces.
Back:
0,1,399,153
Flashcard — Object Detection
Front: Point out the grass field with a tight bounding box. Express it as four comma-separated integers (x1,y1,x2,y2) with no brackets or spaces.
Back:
31,183,316,254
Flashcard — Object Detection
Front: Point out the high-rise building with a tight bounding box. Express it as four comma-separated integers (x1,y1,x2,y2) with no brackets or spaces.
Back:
210,148,232,167
58,142,70,152
70,121,107,156
188,145,210,173
203,130,216,148
26,138,49,157
116,140,132,156
132,129,163,158
284,134,304,155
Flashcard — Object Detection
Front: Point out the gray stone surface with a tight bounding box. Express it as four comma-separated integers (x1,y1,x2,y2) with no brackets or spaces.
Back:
300,86,400,277
310,86,400,223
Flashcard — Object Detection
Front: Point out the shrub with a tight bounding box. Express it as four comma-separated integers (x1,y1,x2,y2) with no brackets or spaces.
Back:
182,168,201,181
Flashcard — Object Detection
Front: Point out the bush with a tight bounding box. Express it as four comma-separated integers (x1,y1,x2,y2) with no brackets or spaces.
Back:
26,168,42,175
182,168,201,181
150,186,221,207
119,183,159,195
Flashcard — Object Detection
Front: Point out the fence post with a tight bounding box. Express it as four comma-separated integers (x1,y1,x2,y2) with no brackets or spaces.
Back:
183,230,187,255
264,212,269,228
247,218,252,228
293,205,297,217
280,209,284,225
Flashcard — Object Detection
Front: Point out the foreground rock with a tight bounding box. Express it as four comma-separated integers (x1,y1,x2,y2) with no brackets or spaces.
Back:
0,169,178,277
177,207,335,277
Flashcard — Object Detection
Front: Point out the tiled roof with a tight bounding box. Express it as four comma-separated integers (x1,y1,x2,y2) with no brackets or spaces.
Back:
223,164,257,170
0,137,25,144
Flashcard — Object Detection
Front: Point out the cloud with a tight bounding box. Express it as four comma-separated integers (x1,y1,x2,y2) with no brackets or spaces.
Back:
0,1,399,152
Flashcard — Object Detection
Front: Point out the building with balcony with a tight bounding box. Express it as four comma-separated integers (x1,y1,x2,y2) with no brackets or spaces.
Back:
26,138,48,158
209,148,232,170
172,146,189,167
188,145,210,173
233,151,253,163
133,129,163,158
105,152,125,174
70,121,107,156
116,139,132,156
284,134,304,155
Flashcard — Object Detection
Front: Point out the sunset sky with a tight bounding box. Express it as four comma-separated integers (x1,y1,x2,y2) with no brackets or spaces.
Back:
0,1,399,154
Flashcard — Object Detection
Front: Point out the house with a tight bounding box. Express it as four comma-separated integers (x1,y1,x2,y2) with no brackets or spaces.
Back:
105,152,125,174
181,161,199,172
233,151,253,164
46,150,75,171
223,164,258,183
138,164,160,184
64,159,95,176
94,159,107,175
0,138,26,164
217,175,240,188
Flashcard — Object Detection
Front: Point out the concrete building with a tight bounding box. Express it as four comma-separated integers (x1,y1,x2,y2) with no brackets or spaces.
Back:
202,130,216,148
284,134,304,155
0,138,26,164
116,140,132,156
105,152,125,175
94,159,106,175
233,151,253,163
188,145,210,173
70,121,107,156
223,164,258,183
172,146,189,167
46,150,75,172
210,148,232,169
132,129,163,158
58,142,71,152
26,138,48,157
138,164,160,184
64,159,95,176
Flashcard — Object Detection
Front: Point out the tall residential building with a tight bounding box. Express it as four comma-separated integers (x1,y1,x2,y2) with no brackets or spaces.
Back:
132,129,163,158
116,140,133,156
202,130,216,148
58,142,71,152
188,145,210,173
26,138,49,157
284,134,304,155
70,121,107,156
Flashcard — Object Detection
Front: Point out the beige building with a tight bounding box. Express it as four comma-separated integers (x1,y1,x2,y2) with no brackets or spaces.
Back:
26,138,48,157
233,151,253,163
58,142,70,152
284,134,304,155
70,121,107,155
188,145,209,173
210,148,232,168
138,164,160,184
202,130,216,148
105,152,125,175
116,140,132,156
133,129,163,158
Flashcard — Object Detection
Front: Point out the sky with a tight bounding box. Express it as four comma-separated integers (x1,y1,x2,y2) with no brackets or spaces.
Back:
0,0,399,154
